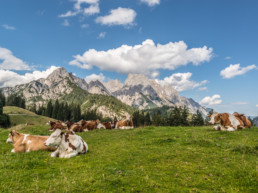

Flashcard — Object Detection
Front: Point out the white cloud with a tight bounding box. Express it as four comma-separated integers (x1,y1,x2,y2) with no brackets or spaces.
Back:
256,104,258,108
232,102,248,105
59,0,99,18
97,32,106,39
200,95,222,106
59,11,78,18
83,4,100,16
0,47,31,70
85,73,105,83
140,0,160,6
2,24,16,30
62,19,70,26
156,72,207,92
198,87,208,91
95,7,136,26
0,66,59,88
220,63,256,79
225,56,231,60
69,39,213,76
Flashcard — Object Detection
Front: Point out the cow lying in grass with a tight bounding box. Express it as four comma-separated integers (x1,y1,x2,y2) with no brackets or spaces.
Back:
44,129,88,158
115,115,134,129
233,112,251,128
6,130,55,153
208,112,245,131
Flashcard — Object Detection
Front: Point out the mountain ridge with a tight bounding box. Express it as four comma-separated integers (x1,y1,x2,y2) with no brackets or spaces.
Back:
1,67,208,117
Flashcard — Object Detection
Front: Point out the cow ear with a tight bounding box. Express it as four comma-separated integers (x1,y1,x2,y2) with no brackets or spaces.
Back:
60,132,64,136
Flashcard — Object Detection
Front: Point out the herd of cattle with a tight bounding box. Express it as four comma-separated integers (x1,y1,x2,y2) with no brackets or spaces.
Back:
6,115,134,158
6,112,252,158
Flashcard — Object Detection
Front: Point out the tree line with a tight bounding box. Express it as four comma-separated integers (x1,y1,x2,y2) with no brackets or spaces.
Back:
133,106,205,127
33,100,104,122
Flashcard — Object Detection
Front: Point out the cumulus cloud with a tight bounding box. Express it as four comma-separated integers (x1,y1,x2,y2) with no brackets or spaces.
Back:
0,66,59,88
0,47,31,70
97,32,106,39
156,72,207,92
225,56,231,60
200,95,222,106
2,24,16,30
220,63,256,79
256,104,258,108
95,7,136,26
140,0,160,6
58,0,99,18
85,73,105,83
69,39,213,76
81,24,89,28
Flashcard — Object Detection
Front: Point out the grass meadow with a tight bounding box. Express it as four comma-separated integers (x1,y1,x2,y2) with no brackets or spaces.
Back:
0,124,257,192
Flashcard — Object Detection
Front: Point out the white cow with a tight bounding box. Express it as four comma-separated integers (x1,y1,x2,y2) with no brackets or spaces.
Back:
44,129,88,158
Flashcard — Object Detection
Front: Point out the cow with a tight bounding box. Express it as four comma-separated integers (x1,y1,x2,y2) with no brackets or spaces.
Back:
102,122,112,130
48,121,67,131
209,112,244,131
83,120,100,131
233,112,252,128
44,129,88,158
115,115,134,129
6,130,55,153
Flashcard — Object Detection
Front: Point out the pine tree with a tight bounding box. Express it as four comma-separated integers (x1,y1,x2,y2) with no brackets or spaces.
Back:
57,102,64,121
133,111,140,127
52,100,60,119
144,112,151,126
46,101,53,117
191,110,204,126
181,106,189,126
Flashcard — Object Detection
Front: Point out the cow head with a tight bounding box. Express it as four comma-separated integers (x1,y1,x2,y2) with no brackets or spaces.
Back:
45,129,64,147
6,130,20,143
125,115,133,126
208,112,219,124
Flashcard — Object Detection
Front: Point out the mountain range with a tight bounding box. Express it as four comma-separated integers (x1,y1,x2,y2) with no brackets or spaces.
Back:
1,67,208,118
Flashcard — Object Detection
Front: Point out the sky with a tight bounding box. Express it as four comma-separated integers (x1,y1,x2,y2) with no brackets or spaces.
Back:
0,0,257,116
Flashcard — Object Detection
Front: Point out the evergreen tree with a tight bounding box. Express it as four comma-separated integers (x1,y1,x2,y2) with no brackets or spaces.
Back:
30,104,37,113
144,112,151,126
191,110,204,126
57,103,64,121
133,111,140,127
46,101,53,117
181,106,189,126
248,117,253,126
52,100,60,119
63,103,70,121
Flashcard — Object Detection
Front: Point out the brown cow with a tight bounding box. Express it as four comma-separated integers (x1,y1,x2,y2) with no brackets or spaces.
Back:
102,122,112,130
211,113,244,131
233,112,252,128
115,115,134,129
83,120,100,131
6,130,55,153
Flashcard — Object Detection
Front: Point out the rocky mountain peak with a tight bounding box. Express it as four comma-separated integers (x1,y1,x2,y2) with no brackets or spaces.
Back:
124,73,150,87
103,79,124,93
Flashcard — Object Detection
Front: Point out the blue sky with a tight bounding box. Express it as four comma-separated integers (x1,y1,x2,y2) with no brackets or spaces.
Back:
0,0,257,116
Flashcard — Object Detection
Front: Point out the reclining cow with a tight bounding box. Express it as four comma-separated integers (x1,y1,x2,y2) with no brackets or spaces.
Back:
44,129,88,158
6,130,55,153
208,112,244,131
48,121,67,131
233,112,251,128
115,115,134,129
102,122,112,130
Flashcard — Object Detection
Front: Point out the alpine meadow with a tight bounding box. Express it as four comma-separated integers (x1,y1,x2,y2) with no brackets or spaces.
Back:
0,0,258,192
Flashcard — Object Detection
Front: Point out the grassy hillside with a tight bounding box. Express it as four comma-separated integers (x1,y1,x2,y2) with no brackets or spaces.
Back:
3,106,54,126
0,125,257,192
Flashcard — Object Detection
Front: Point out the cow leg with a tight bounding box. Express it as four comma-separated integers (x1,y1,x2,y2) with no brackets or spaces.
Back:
51,149,60,157
213,125,220,131
63,152,78,158
227,127,235,132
